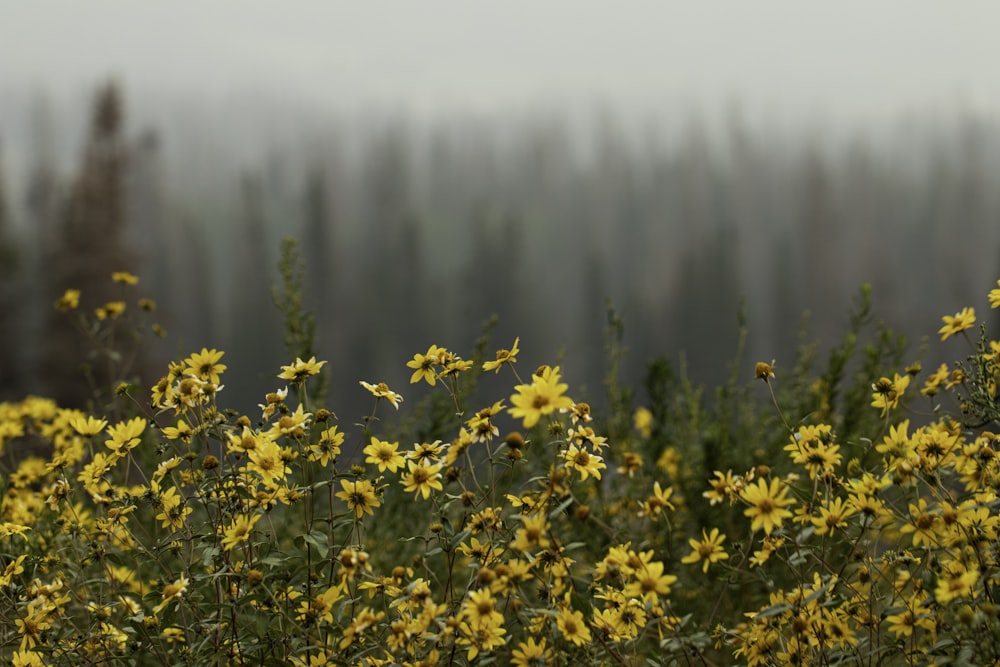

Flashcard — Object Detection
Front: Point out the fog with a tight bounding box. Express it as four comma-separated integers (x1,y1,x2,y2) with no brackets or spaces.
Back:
2,4,1000,421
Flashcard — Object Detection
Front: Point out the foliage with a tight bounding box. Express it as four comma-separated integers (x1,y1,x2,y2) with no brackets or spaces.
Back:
272,238,326,405
3,258,1000,666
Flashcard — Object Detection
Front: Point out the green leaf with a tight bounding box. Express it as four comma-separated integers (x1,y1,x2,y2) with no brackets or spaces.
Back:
548,496,574,519
754,602,792,619
303,529,328,556
449,528,472,550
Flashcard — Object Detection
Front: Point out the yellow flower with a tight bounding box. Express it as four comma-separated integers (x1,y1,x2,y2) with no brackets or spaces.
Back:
899,498,941,548
885,594,936,637
512,514,550,553
562,444,606,481
278,356,327,382
511,637,551,667
55,288,80,311
95,301,126,320
462,588,504,627
568,425,607,451
150,374,176,409
567,401,593,424
338,607,385,649
364,437,405,473
184,347,227,384
555,606,592,646
172,376,209,410
945,368,966,390
466,402,505,442
160,627,186,643
161,419,194,442
457,536,500,567
847,493,887,528
153,574,189,614
939,306,975,341
990,279,1000,309
244,439,289,485
438,356,474,379
633,406,653,437
749,536,785,568
407,439,445,464
227,425,267,455
307,426,344,467
265,403,311,438
592,595,646,641
77,453,112,495
870,373,909,416
153,456,183,482
407,344,445,385
467,506,504,534
617,451,643,477
71,415,108,437
111,271,139,285
509,366,573,428
680,527,729,573
0,554,26,587
811,497,855,536
875,419,911,457
289,650,333,667
445,428,476,466
336,479,381,518
935,563,979,604
482,337,520,373
12,648,46,667
786,424,843,478
704,470,743,506
296,583,344,625
755,360,776,381
105,416,146,452
15,608,51,650
921,363,950,396
657,446,682,478
401,460,443,499
623,560,677,602
457,615,507,661
740,477,795,535
258,386,288,420
641,481,676,518
221,514,260,551
155,486,192,530
359,380,403,409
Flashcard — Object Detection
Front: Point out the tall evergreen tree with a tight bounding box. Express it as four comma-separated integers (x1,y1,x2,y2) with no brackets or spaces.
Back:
38,82,141,408
0,144,21,400
301,164,334,324
224,173,283,412
355,129,420,380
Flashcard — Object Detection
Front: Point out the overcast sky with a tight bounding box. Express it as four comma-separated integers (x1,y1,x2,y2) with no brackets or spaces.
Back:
2,2,999,128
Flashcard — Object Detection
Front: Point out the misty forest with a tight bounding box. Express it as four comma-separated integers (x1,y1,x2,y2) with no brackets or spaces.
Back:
2,82,1000,421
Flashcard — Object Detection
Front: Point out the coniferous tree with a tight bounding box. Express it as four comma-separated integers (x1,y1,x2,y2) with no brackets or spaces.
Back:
301,162,339,342
129,131,167,288
355,129,418,382
226,173,283,412
0,145,21,400
38,81,141,408
18,98,62,396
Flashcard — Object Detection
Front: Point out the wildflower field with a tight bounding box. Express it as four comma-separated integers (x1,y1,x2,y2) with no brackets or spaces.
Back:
5,249,1000,666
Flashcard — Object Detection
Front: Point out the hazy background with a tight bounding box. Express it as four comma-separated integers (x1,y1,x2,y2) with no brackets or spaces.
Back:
2,3,1000,420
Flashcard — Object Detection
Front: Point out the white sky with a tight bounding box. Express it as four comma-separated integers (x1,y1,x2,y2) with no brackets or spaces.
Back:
2,2,999,126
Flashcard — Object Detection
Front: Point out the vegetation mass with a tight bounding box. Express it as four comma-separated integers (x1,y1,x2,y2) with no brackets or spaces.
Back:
3,240,1000,666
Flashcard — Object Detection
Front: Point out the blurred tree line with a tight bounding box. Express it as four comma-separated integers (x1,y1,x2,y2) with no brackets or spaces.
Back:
2,82,1000,421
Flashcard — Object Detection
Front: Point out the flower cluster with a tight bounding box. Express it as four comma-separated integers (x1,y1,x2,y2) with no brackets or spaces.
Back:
3,275,1000,665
